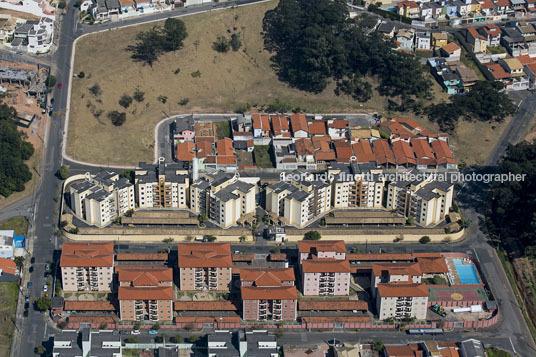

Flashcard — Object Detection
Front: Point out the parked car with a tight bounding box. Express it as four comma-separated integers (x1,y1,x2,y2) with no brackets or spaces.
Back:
25,294,30,303
43,285,48,293
148,330,158,335
131,330,140,335
29,266,33,273
30,257,35,264
26,282,32,289
45,264,50,271
23,310,28,317
119,330,129,335
24,302,29,309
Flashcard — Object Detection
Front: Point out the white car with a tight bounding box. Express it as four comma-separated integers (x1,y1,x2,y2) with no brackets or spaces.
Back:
131,330,140,335
43,285,48,292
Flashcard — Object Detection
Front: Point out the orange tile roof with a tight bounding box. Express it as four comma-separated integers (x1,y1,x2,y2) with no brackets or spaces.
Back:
328,119,349,129
371,262,423,277
0,258,16,275
373,139,396,165
411,252,441,258
60,242,114,268
311,135,331,148
295,138,314,156
240,267,295,286
481,24,501,35
298,240,346,253
268,253,288,261
396,0,420,8
246,139,254,147
271,115,289,133
439,348,460,357
393,118,424,131
411,138,436,166
302,258,351,273
392,140,416,165
261,115,271,131
116,266,173,286
417,257,449,274
383,121,414,137
315,142,336,161
177,141,195,161
64,301,115,311
118,286,174,300
290,114,309,134
301,316,371,323
485,62,512,80
216,156,237,165
177,243,232,268
176,316,240,323
384,345,418,357
334,140,353,162
467,27,486,40
308,121,327,135
116,253,168,261
480,0,495,9
119,0,135,5
241,286,298,300
527,63,536,74
441,42,461,54
377,283,429,297
69,315,117,324
196,140,213,159
174,301,237,311
216,138,234,156
352,140,376,163
516,54,536,65
298,300,368,311
232,254,255,262
494,0,510,6
252,114,262,129
347,253,413,261
431,139,456,165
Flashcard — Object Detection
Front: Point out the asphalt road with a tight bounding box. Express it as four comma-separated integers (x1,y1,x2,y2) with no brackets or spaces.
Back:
1,2,535,356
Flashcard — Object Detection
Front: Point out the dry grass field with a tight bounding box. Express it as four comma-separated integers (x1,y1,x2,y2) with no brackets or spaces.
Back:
68,0,505,166
0,282,18,357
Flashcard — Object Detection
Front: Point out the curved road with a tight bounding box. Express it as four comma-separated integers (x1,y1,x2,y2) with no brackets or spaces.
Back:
1,2,535,356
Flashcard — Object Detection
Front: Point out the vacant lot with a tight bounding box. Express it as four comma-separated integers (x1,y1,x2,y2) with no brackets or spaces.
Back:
68,0,504,166
0,217,28,236
0,282,19,357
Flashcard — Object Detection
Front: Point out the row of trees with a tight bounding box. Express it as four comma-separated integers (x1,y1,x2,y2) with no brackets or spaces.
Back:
263,0,431,102
0,102,34,197
128,18,188,66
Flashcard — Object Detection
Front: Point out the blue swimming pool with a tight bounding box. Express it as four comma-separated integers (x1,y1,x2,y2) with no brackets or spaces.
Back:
453,259,464,265
455,264,480,284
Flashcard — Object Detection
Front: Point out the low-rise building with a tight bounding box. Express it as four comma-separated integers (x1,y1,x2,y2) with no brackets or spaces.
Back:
371,262,423,297
415,32,431,51
466,27,488,53
52,328,121,357
177,243,232,291
376,283,429,320
135,161,189,209
60,242,114,292
397,1,421,18
208,330,278,357
290,113,309,138
440,42,462,62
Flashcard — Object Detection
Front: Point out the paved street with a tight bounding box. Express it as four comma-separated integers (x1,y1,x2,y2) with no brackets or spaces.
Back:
0,2,535,356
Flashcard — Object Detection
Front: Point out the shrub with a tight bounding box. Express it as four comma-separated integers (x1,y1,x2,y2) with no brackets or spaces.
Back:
191,70,201,78
230,33,242,51
152,322,160,331
57,165,70,179
174,67,181,75
419,236,431,244
69,227,79,234
78,71,85,78
178,98,190,106
60,220,68,228
119,94,133,108
158,95,168,104
213,36,230,53
58,1,67,9
107,111,126,126
46,74,56,88
126,337,138,343
88,83,102,96
133,87,145,102
304,231,321,240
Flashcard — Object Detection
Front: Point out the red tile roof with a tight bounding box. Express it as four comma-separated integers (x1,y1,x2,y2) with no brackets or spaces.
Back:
441,42,461,54
177,243,232,268
516,54,536,65
372,262,423,277
119,0,134,5
232,254,255,262
431,139,456,165
177,141,195,161
295,138,314,156
0,258,16,275
384,345,418,357
467,27,486,40
196,140,213,159
301,316,371,323
392,140,416,166
64,301,115,311
298,300,368,311
334,140,353,162
328,119,349,129
417,257,449,274
116,266,173,287
60,243,114,268
116,253,168,261
268,253,288,261
481,24,501,36
174,301,237,311
261,115,270,132
527,63,536,75
411,138,436,166
315,140,336,161
394,118,424,131
298,240,346,253
347,253,414,261
290,114,309,134
240,267,295,286
271,115,290,133
302,258,351,273
485,62,511,80
377,283,429,297
373,139,396,165
118,286,174,300
216,138,234,156
252,113,262,129
352,140,376,163
494,0,510,6
241,286,298,300
396,0,420,8
480,0,495,9
308,121,327,135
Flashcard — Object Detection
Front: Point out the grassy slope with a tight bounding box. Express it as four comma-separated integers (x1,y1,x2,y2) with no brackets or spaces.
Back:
0,282,19,357
0,217,29,236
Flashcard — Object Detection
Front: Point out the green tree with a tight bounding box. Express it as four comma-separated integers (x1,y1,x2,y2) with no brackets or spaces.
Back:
419,236,431,244
230,33,242,51
198,213,207,225
163,237,174,243
57,165,70,179
373,340,384,352
46,75,56,88
304,231,321,240
152,322,160,331
127,27,165,66
14,256,24,270
162,18,188,51
188,335,200,343
36,296,51,311
239,235,247,242
119,94,133,109
88,83,102,96
120,170,134,183
58,1,67,9
134,322,141,330
171,335,184,343
78,71,85,78
213,36,230,53
133,87,145,102
35,345,46,355
107,111,126,126
203,235,217,242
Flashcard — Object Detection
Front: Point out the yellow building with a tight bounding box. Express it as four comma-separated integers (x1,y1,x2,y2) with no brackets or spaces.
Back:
431,32,448,50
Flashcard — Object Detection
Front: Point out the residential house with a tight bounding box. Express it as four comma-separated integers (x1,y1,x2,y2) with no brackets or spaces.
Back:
397,29,415,52
440,42,462,61
0,17,19,42
312,136,335,164
478,24,502,46
498,57,530,89
466,27,488,53
205,138,237,172
377,22,396,38
134,0,152,10
177,243,232,291
373,139,396,167
295,138,317,170
308,120,327,137
392,140,416,168
117,266,174,321
516,22,536,39
500,57,525,76
454,0,471,16
526,0,536,13
493,0,511,14
334,140,354,163
431,139,457,169
271,114,290,138
241,268,298,321
273,139,298,170
60,242,114,292
176,141,195,162
52,328,121,357
298,240,350,296
208,331,278,357
252,114,270,138
460,339,486,357
415,31,431,51
510,0,527,12
524,62,536,87
119,0,136,13
135,161,189,209
429,58,463,94
327,119,349,140
234,114,252,133
501,27,528,56
290,114,309,138
479,0,496,15
0,257,17,277
471,0,483,12
451,62,480,90
444,1,459,17
421,3,434,19
376,283,429,320
431,32,448,50
172,116,195,141
396,1,421,18
411,138,437,169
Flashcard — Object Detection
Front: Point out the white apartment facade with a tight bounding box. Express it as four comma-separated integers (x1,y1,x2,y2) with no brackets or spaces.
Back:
376,283,429,320
135,161,189,209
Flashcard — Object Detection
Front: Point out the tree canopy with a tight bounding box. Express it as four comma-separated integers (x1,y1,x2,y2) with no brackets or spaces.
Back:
0,102,34,197
263,0,431,100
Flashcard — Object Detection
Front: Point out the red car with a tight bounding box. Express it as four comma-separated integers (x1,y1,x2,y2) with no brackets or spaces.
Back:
58,83,62,89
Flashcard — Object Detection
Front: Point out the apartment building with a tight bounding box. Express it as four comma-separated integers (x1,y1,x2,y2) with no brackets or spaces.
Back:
177,243,232,291
69,170,135,227
241,267,298,321
385,173,454,226
376,283,429,320
117,265,174,321
60,242,114,292
135,161,190,209
298,240,350,296
190,171,256,228
370,262,423,297
265,173,331,228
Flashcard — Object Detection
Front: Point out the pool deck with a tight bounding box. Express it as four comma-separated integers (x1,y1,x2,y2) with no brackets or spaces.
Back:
445,257,482,285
